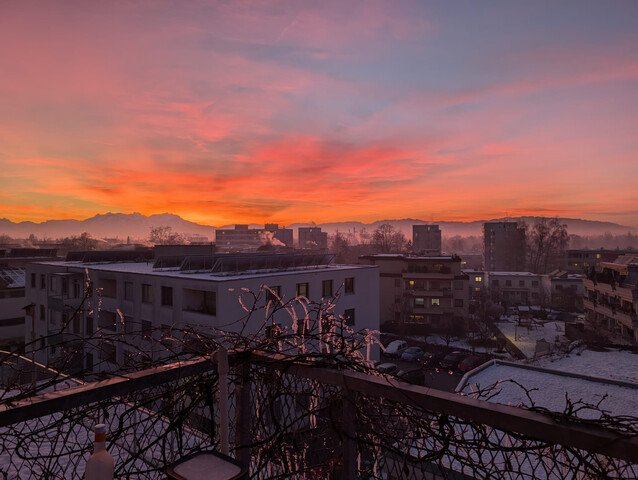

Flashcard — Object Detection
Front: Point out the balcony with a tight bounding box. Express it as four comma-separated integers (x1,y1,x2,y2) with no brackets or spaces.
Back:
1,346,637,479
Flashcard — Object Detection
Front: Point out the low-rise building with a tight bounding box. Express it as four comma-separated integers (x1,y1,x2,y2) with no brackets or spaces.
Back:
485,271,547,307
359,254,469,334
25,251,379,370
583,255,638,344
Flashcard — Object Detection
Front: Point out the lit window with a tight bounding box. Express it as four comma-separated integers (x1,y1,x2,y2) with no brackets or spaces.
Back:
296,282,309,297
431,298,440,306
475,276,483,282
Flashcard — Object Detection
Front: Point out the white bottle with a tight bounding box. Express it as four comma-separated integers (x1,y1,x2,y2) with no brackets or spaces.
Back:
85,423,114,480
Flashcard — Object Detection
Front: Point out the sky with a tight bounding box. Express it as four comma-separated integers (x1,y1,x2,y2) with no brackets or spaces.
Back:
1,0,637,228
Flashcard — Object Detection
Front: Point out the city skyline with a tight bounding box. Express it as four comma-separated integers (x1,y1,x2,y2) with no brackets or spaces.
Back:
1,1,637,227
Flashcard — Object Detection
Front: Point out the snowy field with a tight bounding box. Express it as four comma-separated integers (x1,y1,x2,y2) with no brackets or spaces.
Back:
496,318,566,358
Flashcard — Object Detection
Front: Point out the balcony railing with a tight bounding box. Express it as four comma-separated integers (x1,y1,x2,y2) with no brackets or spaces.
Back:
1,348,637,479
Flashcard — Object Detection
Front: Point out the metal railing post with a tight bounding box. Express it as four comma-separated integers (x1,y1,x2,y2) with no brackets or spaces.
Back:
234,361,252,471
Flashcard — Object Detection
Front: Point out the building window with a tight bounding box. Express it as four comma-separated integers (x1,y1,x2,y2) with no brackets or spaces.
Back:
519,280,525,287
124,281,134,301
141,320,153,338
322,280,333,298
414,297,425,307
86,317,93,334
39,305,45,322
265,286,281,304
296,282,309,298
142,284,153,303
475,276,483,283
454,299,464,307
98,311,117,331
183,289,216,315
394,279,401,288
505,280,512,287
161,286,173,306
492,280,499,286
431,298,440,306
31,273,36,288
343,308,355,326
532,281,539,287
394,296,401,304
40,275,46,289
454,280,464,290
345,277,354,294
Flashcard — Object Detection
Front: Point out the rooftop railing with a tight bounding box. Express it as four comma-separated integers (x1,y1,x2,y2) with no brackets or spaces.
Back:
1,347,638,479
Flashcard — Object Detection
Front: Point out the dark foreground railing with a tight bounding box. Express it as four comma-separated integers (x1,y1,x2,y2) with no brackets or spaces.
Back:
1,350,638,479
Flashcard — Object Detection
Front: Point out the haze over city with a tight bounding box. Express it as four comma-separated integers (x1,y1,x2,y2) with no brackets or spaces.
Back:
1,1,637,227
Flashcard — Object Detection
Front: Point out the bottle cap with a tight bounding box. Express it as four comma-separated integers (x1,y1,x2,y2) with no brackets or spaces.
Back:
94,423,107,442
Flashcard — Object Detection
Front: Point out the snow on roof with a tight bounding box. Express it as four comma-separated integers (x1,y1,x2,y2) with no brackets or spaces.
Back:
487,271,540,277
496,319,565,359
0,267,25,288
535,348,638,385
462,361,638,419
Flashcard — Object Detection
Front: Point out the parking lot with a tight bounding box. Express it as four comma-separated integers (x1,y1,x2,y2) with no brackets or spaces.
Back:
380,354,464,392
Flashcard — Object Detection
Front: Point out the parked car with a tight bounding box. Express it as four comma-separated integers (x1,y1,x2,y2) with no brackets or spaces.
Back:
401,346,425,362
439,351,469,370
457,355,490,373
421,351,446,369
376,362,399,375
384,340,408,358
397,368,426,386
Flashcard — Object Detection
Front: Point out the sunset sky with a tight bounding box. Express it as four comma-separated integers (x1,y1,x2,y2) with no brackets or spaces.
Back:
1,1,637,227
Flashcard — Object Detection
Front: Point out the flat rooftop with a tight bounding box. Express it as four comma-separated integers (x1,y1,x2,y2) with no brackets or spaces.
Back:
32,260,376,282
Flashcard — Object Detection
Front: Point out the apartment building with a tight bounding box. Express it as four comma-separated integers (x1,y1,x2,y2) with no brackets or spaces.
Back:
359,254,469,334
486,271,547,307
298,227,328,250
215,224,293,252
483,222,526,272
0,248,59,351
412,225,441,255
25,251,379,369
547,271,584,312
566,249,635,273
583,255,638,343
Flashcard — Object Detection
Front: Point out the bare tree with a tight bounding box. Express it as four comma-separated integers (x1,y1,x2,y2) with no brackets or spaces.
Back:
527,218,569,273
372,223,407,253
149,226,183,245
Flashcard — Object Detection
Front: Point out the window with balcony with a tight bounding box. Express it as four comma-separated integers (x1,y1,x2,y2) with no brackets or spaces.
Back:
161,286,173,307
142,284,153,303
98,311,117,331
183,289,216,315
322,279,333,298
296,282,309,298
345,277,354,294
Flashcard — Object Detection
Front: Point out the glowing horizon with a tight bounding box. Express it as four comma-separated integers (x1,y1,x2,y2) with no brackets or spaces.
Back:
1,1,637,228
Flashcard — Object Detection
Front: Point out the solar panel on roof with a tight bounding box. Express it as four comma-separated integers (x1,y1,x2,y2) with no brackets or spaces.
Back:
210,253,334,274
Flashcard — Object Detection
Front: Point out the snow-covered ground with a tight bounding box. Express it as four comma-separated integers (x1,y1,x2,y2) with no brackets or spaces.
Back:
496,317,566,358
533,348,638,385
462,362,638,418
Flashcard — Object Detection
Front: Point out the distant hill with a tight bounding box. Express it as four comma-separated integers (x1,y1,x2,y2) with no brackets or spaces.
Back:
0,213,634,241
0,213,213,241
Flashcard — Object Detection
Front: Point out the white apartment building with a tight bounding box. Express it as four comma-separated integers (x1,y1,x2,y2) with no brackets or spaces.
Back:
25,252,379,370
